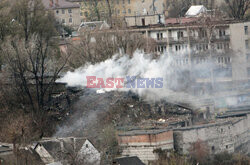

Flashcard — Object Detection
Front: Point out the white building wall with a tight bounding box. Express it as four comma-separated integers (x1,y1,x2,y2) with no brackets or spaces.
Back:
230,22,250,82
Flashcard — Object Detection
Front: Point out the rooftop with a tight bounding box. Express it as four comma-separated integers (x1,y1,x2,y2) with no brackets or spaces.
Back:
114,156,145,165
185,5,207,17
0,145,12,154
174,117,244,131
42,0,79,9
118,128,172,136
165,17,198,25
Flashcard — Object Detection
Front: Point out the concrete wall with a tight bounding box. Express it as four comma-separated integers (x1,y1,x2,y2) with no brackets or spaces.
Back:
230,22,250,83
173,114,250,155
118,130,173,164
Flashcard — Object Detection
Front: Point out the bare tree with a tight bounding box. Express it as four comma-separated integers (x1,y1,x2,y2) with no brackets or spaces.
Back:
1,36,70,124
81,0,114,22
0,0,13,42
224,0,250,19
189,139,209,164
68,28,152,68
10,0,56,41
100,125,119,164
168,0,192,17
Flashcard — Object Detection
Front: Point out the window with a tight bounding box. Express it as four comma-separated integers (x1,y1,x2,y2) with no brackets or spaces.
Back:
117,0,119,4
56,10,59,14
117,9,120,14
217,43,223,49
246,40,249,49
247,53,250,60
247,67,250,77
219,29,226,37
86,144,88,148
157,33,163,40
224,43,229,49
69,18,72,23
142,18,145,26
177,31,184,39
62,18,65,23
245,26,248,35
128,9,131,14
122,0,125,4
175,45,181,51
128,0,130,4
211,146,215,151
62,9,65,14
68,9,72,14
80,12,83,16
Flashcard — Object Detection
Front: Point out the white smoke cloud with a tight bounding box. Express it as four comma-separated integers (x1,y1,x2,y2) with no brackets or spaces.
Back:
57,51,197,104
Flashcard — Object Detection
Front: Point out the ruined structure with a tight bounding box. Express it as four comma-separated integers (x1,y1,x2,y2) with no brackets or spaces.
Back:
118,111,250,165
118,129,173,164
174,113,250,155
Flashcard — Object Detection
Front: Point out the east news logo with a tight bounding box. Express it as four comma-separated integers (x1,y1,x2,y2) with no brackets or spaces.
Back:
86,76,163,88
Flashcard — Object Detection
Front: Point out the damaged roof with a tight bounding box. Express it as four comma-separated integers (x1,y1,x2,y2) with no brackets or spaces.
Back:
114,156,145,165
118,128,172,136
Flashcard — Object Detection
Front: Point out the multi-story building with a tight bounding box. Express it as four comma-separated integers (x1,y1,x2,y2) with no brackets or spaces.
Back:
123,17,250,96
113,0,168,17
190,0,224,9
70,0,168,21
42,0,82,28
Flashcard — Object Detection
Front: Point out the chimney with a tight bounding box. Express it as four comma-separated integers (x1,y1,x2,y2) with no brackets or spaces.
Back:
49,0,54,8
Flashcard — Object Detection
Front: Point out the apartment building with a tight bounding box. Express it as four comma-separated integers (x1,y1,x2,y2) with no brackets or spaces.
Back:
113,0,168,17
190,0,224,9
42,0,82,28
121,17,250,97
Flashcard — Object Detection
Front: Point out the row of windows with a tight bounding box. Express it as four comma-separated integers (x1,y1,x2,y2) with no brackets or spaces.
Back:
196,58,207,64
175,59,189,65
175,44,188,51
195,43,229,51
62,18,73,24
56,9,72,14
155,45,166,53
217,43,230,50
218,57,231,64
116,8,131,14
116,0,131,5
196,44,208,51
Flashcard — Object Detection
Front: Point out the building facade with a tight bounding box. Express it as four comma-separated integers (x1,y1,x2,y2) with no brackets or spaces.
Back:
118,129,173,164
113,0,168,17
122,18,250,99
118,113,250,165
174,113,250,155
42,0,82,28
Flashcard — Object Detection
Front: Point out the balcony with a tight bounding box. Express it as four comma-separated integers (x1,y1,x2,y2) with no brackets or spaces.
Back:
168,37,188,44
155,38,168,44
212,35,230,41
